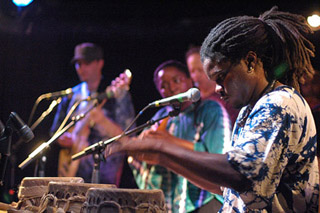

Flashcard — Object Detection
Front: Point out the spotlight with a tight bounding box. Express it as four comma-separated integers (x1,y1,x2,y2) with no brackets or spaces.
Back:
12,0,33,7
307,13,320,30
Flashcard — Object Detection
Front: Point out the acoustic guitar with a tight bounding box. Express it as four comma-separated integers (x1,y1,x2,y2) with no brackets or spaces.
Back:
58,70,132,177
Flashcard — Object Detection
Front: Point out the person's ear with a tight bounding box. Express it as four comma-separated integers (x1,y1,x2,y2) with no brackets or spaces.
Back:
98,59,104,69
245,51,257,72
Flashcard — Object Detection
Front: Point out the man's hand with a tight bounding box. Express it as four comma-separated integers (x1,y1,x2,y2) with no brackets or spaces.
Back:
57,132,74,148
87,99,107,126
139,128,194,150
105,133,164,165
107,69,132,99
87,99,124,138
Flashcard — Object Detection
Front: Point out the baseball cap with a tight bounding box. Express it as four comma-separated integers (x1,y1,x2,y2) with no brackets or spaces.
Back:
71,42,103,63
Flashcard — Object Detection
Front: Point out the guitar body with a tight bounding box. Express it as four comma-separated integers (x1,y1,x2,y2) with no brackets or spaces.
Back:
58,125,89,177
58,148,80,177
57,70,132,177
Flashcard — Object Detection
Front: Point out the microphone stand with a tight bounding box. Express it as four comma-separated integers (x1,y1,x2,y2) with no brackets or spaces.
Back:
30,98,62,132
13,98,62,177
91,149,104,184
0,127,13,187
71,106,181,182
18,102,97,170
32,98,61,177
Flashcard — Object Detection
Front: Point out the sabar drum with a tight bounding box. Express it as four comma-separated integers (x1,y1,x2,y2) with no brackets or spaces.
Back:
12,177,84,212
82,188,166,213
38,182,116,213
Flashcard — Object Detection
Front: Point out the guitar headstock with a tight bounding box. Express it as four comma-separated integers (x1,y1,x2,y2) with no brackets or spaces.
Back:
107,69,133,98
120,69,132,90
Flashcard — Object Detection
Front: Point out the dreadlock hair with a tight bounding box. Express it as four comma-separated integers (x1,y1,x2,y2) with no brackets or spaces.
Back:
200,6,315,92
153,60,190,90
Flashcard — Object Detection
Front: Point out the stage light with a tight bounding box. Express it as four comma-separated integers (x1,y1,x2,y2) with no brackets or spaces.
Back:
307,14,320,28
12,0,33,7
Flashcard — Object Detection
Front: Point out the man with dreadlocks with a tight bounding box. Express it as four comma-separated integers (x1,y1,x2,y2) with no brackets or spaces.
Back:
106,7,319,212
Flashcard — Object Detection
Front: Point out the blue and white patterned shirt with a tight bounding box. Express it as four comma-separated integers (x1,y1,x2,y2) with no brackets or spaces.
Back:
221,86,319,212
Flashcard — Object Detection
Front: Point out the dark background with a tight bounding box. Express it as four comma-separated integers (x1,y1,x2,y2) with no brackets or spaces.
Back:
0,0,319,202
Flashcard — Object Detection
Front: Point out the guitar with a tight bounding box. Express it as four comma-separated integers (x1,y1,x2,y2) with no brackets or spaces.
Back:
128,115,169,188
58,69,132,177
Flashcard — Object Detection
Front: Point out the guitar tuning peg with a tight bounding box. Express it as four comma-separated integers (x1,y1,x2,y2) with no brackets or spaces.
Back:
124,69,132,79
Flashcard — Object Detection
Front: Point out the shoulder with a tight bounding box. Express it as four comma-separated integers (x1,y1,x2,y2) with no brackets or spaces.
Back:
251,86,314,126
72,82,86,93
257,86,308,112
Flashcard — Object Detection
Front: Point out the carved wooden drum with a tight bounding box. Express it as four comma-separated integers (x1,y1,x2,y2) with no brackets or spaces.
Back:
11,177,84,212
82,188,166,213
38,182,116,213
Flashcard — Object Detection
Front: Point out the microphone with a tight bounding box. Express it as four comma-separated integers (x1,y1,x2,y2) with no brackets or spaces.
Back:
41,88,73,100
149,88,201,107
8,112,34,143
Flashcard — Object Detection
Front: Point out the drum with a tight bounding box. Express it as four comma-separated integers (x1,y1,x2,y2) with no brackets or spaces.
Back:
11,177,84,213
82,188,166,213
38,182,116,213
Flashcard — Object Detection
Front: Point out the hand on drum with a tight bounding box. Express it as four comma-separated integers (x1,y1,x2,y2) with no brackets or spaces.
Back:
139,128,194,150
138,128,175,141
105,128,177,166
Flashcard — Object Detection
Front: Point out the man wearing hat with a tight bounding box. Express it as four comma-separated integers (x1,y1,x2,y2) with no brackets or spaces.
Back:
50,42,136,187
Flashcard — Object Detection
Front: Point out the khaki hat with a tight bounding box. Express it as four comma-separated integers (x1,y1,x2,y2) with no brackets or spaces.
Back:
71,42,103,63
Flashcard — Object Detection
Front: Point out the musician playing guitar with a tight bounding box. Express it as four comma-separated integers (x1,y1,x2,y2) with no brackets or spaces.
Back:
128,60,231,212
50,42,136,187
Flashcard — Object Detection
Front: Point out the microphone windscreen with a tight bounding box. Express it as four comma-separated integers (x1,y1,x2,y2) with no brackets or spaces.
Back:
9,112,34,142
19,125,35,142
189,88,201,102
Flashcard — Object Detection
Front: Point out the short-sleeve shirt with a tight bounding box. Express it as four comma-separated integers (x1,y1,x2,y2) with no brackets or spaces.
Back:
221,86,319,212
132,100,231,212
